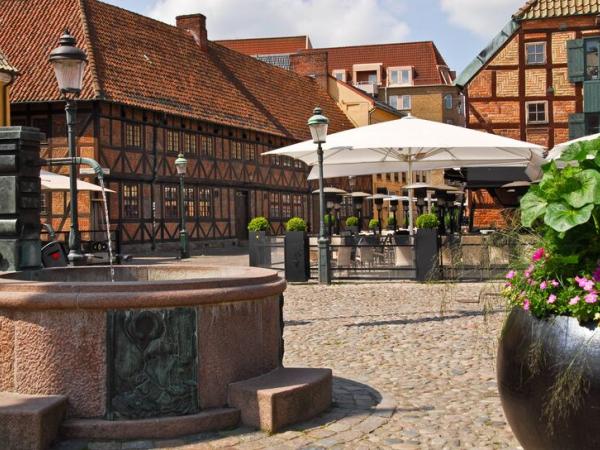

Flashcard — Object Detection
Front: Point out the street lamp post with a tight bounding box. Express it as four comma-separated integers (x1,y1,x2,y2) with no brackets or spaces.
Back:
49,30,87,265
308,107,330,284
175,153,189,259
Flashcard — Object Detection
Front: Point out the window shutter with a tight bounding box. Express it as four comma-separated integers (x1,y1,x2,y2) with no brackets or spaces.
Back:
584,80,600,113
567,39,585,83
568,113,586,140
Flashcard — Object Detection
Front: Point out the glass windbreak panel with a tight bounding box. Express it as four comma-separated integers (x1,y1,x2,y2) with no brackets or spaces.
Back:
585,38,600,81
586,114,600,134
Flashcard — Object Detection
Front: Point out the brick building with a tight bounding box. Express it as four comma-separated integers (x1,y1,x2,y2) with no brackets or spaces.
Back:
0,51,18,126
455,0,600,228
1,0,359,250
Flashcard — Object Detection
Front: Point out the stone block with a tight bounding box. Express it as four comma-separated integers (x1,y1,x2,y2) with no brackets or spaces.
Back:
228,367,332,433
0,391,67,450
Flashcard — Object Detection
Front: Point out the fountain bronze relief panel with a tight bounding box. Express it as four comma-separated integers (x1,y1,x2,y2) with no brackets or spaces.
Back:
106,308,199,420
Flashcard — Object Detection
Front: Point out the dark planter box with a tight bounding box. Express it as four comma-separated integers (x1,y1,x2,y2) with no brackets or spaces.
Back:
347,226,359,234
415,228,439,282
498,308,600,450
284,231,309,282
248,231,271,267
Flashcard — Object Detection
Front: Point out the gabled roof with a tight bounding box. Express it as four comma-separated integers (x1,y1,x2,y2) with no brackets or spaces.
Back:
0,50,18,76
323,41,452,86
514,0,600,20
215,36,312,56
0,0,352,140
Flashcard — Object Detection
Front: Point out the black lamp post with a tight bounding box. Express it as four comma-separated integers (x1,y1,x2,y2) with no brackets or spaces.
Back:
308,107,330,284
49,30,87,265
175,153,189,259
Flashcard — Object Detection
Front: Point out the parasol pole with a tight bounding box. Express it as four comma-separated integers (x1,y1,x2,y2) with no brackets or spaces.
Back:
407,149,414,236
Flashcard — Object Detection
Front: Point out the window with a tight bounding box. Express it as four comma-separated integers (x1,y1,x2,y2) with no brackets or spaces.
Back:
386,173,391,181
585,38,600,81
526,101,548,124
231,141,243,160
272,155,281,166
294,159,304,169
269,192,280,218
444,94,453,110
200,135,215,157
332,70,346,82
388,67,412,86
183,133,197,154
281,194,291,219
402,172,407,183
283,156,293,167
40,192,50,216
123,184,139,218
526,42,546,65
163,185,178,218
125,123,142,148
246,143,257,160
197,188,212,217
586,114,600,135
185,187,195,217
292,194,304,217
389,95,411,111
166,130,179,153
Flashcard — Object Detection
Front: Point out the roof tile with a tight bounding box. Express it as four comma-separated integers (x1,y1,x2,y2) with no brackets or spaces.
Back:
215,36,311,56
514,0,600,19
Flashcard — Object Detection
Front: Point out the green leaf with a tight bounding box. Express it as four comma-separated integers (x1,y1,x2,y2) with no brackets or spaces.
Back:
544,203,594,232
562,169,600,208
560,142,589,162
520,191,547,227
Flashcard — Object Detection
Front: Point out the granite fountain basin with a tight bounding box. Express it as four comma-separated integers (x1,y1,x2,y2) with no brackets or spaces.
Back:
0,265,287,439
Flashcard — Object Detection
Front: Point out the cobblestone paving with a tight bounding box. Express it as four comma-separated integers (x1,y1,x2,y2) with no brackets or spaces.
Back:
55,282,521,450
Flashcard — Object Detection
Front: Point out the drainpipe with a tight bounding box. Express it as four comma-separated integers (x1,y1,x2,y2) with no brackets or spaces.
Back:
151,123,158,251
2,74,16,126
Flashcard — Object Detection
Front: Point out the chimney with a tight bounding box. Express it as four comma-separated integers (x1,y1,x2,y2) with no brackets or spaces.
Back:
290,50,329,91
176,14,208,52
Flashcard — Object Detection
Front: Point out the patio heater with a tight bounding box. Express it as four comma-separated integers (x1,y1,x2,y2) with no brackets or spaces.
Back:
414,187,427,216
436,191,448,235
389,198,399,233
326,199,334,237
333,201,342,235
353,197,363,231
308,107,331,284
49,30,87,265
175,153,189,259
375,197,384,234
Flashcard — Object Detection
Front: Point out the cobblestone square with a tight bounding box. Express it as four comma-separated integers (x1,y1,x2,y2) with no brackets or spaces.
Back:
57,280,521,450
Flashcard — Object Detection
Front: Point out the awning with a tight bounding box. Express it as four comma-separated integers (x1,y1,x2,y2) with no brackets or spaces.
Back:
40,170,115,193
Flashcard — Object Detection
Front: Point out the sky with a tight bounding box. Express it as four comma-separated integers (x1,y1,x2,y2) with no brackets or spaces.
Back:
104,0,525,73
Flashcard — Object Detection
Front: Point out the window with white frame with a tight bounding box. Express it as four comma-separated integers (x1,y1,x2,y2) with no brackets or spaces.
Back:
389,95,411,111
526,101,548,124
332,70,346,82
388,67,412,86
525,42,546,65
444,94,453,110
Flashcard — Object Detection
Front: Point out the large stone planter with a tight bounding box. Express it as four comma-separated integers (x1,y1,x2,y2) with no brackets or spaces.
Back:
248,231,271,267
415,228,439,282
498,308,600,450
284,231,309,282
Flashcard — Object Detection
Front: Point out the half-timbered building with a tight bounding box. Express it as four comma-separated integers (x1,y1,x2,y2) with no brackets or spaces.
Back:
456,0,600,228
1,0,355,250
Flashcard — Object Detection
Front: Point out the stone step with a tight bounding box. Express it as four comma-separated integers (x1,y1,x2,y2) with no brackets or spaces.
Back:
228,367,332,433
61,407,240,440
0,391,67,450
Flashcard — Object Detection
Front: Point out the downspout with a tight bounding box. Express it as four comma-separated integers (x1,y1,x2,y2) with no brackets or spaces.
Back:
151,122,158,251
3,74,16,126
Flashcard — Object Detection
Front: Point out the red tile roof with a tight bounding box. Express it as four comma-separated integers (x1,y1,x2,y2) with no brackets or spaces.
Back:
215,36,312,56
514,0,600,20
0,0,352,140
324,42,451,86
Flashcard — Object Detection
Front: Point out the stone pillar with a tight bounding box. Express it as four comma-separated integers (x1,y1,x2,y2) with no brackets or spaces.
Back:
0,127,42,271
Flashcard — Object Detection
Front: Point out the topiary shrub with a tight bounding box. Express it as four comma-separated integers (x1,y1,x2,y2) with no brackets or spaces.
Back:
247,216,269,232
286,217,306,232
416,213,439,229
345,216,359,227
368,219,379,230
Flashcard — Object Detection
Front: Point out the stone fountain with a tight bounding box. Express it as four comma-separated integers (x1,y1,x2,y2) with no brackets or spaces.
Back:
0,127,332,449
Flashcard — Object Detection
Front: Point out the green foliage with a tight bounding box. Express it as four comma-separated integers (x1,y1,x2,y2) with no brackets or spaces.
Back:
368,219,379,230
247,216,269,232
345,216,359,227
285,217,306,232
416,213,440,229
324,214,336,225
387,215,396,226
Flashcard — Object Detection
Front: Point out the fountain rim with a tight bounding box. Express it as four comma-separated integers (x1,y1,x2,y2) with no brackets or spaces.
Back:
0,264,286,310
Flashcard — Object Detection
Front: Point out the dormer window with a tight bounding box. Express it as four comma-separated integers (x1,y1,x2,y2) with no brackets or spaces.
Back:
332,69,346,82
388,67,413,86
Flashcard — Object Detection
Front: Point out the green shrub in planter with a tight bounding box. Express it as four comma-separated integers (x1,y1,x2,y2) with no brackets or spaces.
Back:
368,219,379,230
247,216,269,232
345,216,359,227
388,215,396,226
285,217,306,232
416,213,439,229
324,214,336,225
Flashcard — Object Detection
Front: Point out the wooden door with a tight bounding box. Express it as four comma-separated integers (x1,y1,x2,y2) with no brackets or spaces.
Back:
235,190,249,241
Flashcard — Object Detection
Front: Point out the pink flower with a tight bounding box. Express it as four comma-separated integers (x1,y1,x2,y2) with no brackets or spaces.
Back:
575,276,588,288
523,299,530,311
585,292,598,304
551,280,559,288
540,281,547,290
569,296,580,305
528,279,536,286
506,270,516,280
548,294,557,304
532,248,545,262
504,282,512,288
593,267,600,282
583,280,595,292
